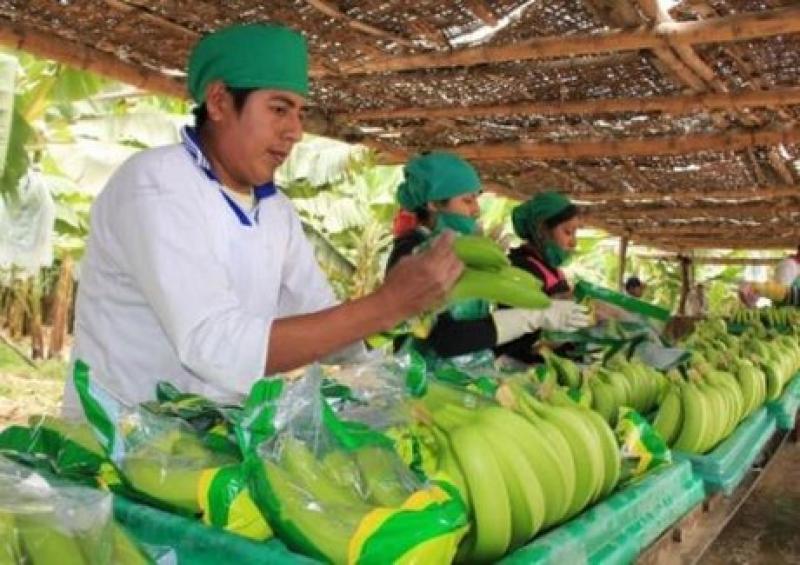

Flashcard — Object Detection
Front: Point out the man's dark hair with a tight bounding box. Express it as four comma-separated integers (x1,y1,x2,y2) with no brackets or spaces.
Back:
625,276,643,292
192,87,256,129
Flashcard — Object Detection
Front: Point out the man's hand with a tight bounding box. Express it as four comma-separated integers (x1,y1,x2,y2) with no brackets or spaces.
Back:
379,231,463,322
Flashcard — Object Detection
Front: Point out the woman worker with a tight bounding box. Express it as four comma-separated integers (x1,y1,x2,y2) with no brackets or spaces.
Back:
386,153,589,360
495,191,583,363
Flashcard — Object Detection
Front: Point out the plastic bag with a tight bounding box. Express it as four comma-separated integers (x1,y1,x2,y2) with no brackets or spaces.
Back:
615,407,672,486
0,455,151,565
242,366,468,565
0,172,56,273
72,360,271,541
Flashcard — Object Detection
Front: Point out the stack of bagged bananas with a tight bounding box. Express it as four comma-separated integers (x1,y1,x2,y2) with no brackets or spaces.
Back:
412,377,621,563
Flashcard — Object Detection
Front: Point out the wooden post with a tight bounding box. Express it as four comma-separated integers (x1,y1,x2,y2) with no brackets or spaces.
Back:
678,256,693,315
28,273,44,360
48,255,74,359
618,235,629,292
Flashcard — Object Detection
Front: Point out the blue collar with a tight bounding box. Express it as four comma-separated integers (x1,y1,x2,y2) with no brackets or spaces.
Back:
181,126,277,226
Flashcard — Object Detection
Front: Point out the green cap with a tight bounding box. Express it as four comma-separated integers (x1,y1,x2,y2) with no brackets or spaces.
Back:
512,191,575,240
187,24,309,104
396,152,481,211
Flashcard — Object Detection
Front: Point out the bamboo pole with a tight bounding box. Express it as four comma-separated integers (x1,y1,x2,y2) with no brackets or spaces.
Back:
0,20,186,98
339,87,800,122
332,6,800,76
420,127,800,163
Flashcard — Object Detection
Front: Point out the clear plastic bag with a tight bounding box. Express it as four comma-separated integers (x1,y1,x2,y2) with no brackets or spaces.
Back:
242,366,468,565
71,360,270,540
0,455,150,565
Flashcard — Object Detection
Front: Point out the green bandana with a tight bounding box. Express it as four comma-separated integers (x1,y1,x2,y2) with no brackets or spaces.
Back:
435,212,479,235
511,191,574,241
544,240,572,268
188,24,309,104
396,152,481,211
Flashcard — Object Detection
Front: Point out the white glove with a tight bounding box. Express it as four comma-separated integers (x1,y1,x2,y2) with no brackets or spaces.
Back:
492,301,592,345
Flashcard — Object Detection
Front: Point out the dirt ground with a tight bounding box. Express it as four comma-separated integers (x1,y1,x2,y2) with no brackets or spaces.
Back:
701,438,800,565
0,372,63,427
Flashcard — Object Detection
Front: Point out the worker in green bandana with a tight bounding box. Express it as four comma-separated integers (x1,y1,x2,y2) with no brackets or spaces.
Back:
387,154,589,361
495,191,584,364
64,24,463,415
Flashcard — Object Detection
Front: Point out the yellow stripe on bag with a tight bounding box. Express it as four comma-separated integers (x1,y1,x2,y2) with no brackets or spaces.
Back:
347,486,458,563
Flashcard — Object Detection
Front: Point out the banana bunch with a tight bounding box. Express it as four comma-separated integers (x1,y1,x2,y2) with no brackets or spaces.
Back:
730,306,800,329
653,367,750,453
121,428,238,514
414,381,620,563
582,359,665,425
1,491,149,565
449,235,550,310
255,438,422,564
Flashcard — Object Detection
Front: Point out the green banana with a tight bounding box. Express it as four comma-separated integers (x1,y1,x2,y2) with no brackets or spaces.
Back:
525,397,604,518
580,408,621,500
260,460,366,564
652,386,682,445
672,382,711,454
449,268,550,309
477,426,545,549
280,438,369,509
449,425,512,562
121,455,204,513
452,235,509,271
478,407,571,528
354,445,414,508
16,514,86,565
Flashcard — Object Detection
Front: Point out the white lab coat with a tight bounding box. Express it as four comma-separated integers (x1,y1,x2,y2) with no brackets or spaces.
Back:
62,144,345,417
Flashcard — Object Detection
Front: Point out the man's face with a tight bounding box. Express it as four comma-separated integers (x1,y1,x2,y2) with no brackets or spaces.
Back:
211,88,306,188
629,285,644,298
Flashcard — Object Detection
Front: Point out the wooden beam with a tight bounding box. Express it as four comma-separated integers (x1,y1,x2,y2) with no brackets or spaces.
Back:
420,127,800,162
303,0,414,47
0,19,186,98
587,203,798,220
331,7,800,76
624,225,800,238
631,235,796,250
635,254,784,266
564,185,800,203
339,87,800,122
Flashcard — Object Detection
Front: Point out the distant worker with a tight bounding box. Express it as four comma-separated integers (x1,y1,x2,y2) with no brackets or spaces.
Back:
624,276,646,299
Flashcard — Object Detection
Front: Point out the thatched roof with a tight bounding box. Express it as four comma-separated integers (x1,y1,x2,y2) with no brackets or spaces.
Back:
2,0,799,250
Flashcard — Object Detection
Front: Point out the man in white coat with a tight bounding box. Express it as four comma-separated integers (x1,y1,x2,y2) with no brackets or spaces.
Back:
62,24,462,416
